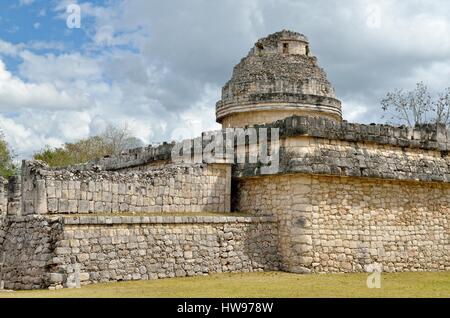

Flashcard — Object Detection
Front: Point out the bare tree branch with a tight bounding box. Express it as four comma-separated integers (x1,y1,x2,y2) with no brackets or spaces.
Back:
381,82,449,128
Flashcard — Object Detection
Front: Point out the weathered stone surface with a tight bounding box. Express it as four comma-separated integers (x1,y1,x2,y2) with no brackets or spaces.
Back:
1,30,449,291
0,215,278,290
0,177,7,215
20,161,232,216
235,174,450,273
233,116,450,182
216,30,342,126
0,215,63,290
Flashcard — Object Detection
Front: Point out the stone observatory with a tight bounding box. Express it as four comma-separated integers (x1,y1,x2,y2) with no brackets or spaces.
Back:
216,30,342,127
0,30,449,290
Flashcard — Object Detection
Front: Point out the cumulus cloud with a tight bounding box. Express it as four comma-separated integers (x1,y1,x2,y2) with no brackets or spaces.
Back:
0,114,62,160
1,0,450,159
19,0,34,6
18,51,102,84
0,39,20,56
0,59,89,111
81,0,450,120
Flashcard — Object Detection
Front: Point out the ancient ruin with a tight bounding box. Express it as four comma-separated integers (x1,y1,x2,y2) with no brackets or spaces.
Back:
0,30,449,290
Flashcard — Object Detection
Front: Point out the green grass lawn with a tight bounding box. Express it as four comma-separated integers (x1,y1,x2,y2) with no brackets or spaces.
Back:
1,271,449,298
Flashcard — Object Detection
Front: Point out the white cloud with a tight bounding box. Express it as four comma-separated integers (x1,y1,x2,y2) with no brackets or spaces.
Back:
0,59,90,112
0,114,63,160
2,0,450,159
341,99,370,123
0,40,65,57
18,51,102,84
0,39,20,56
406,60,450,92
26,41,65,51
19,0,34,6
167,83,222,142
357,1,450,58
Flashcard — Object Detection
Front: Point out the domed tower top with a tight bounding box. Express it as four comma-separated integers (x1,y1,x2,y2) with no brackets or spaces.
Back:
216,30,342,127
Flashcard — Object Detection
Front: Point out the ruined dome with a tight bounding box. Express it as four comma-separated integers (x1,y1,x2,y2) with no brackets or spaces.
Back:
216,30,342,127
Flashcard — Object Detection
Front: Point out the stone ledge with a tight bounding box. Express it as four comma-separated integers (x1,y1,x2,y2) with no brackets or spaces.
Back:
261,115,450,151
216,95,342,122
73,142,174,171
62,215,276,225
3,214,61,224
28,116,449,175
3,214,276,225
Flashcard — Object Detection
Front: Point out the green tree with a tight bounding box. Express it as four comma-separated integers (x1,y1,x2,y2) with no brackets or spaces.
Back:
0,131,16,178
34,124,144,167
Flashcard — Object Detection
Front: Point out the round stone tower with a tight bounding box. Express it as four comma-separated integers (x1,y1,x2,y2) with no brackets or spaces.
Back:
216,30,342,127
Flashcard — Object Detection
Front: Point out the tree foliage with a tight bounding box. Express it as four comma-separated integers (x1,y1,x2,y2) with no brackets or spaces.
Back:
381,82,450,127
0,131,17,178
34,124,144,167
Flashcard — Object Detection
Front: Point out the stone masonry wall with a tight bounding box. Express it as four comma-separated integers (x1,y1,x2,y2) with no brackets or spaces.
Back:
1,215,278,289
6,176,21,216
282,136,450,182
234,116,450,180
21,161,231,215
0,215,63,290
220,109,339,129
0,178,5,260
271,115,449,150
2,113,450,290
71,142,174,172
69,116,449,177
0,178,6,260
0,177,7,215
234,173,450,273
0,209,5,263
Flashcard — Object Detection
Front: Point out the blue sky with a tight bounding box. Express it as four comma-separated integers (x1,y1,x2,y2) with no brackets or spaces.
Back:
0,1,90,54
1,0,450,159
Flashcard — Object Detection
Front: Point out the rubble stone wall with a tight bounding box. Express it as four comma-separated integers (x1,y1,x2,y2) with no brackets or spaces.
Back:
21,162,232,216
281,136,450,182
0,215,63,290
2,114,450,290
0,177,7,215
234,116,450,183
0,215,278,290
7,176,21,216
234,173,450,273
